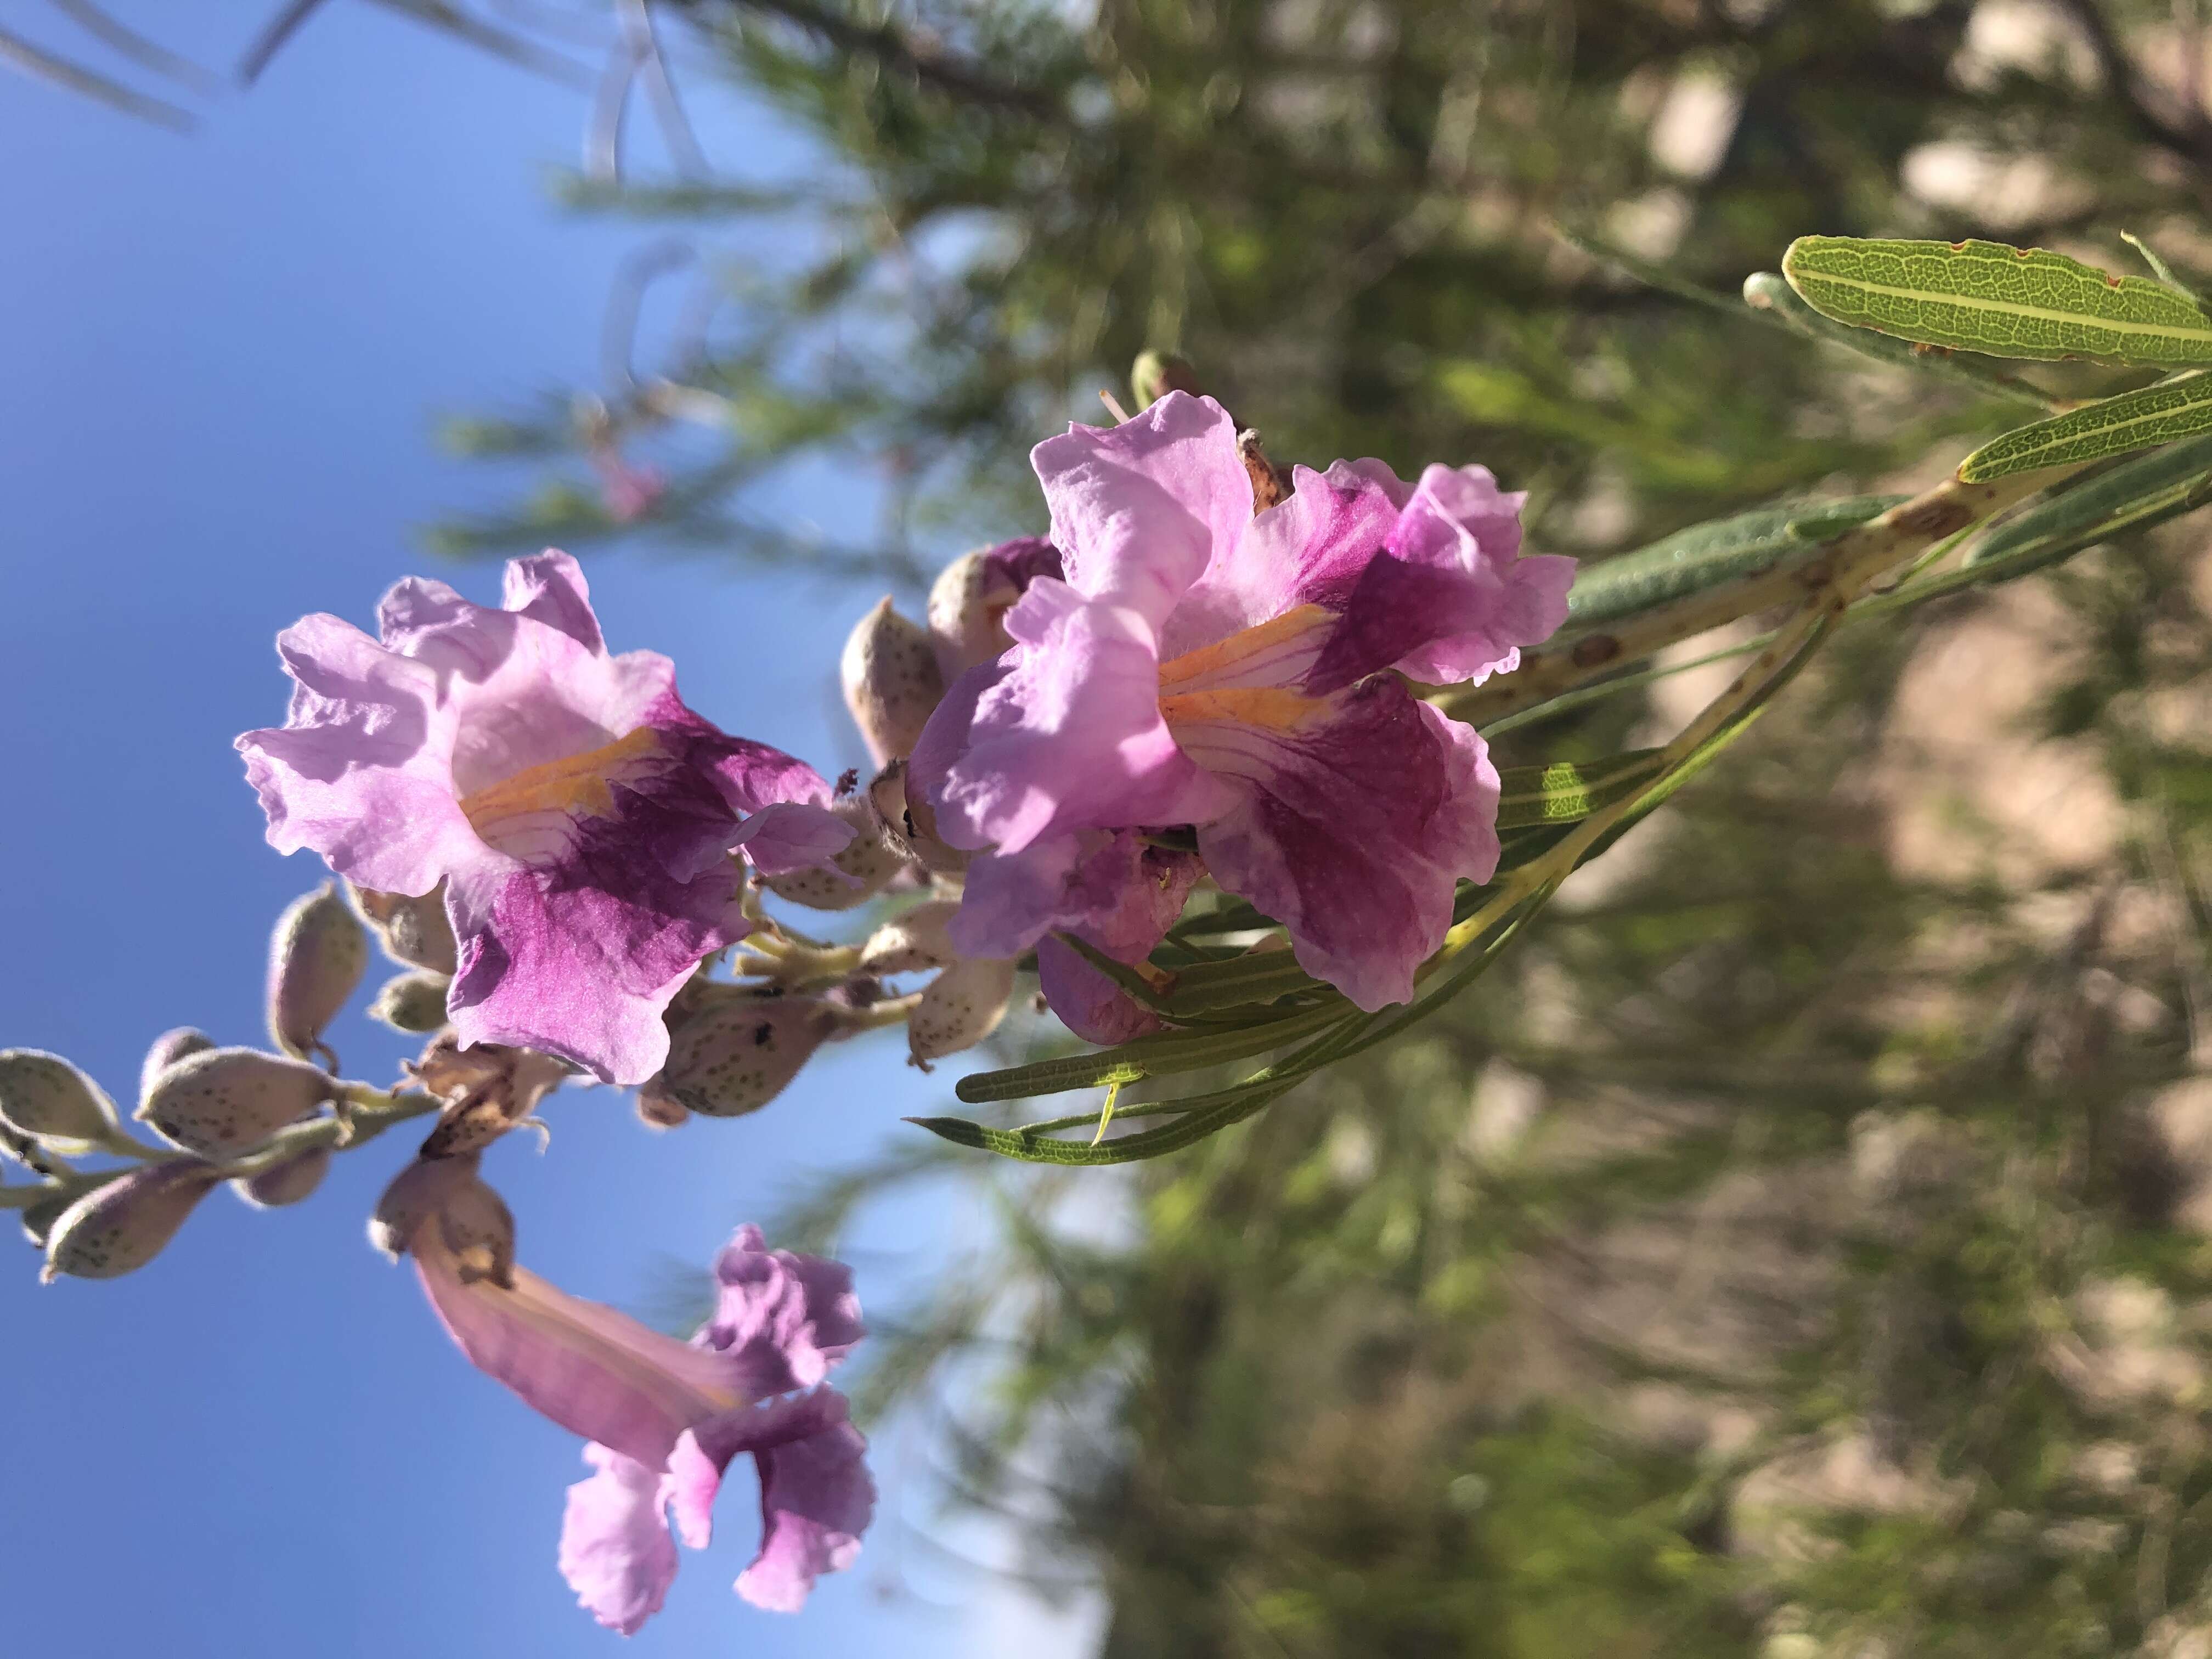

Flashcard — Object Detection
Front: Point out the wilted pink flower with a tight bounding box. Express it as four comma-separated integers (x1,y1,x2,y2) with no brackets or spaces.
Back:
912,393,1573,1032
238,554,849,1084
379,1162,872,1633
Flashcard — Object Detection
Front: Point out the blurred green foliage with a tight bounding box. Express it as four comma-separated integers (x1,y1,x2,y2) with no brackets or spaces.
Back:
439,2,2212,1653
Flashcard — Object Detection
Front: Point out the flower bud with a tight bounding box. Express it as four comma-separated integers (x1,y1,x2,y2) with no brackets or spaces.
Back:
232,1145,332,1209
41,1160,222,1282
908,956,1019,1069
19,1189,70,1247
1131,349,1200,410
635,1077,690,1130
841,597,945,767
369,1153,480,1260
867,758,969,875
859,900,962,977
761,790,907,910
267,882,369,1061
0,1049,120,1155
136,1047,334,1159
347,881,459,975
926,539,1060,679
369,970,452,1034
658,991,843,1117
138,1028,216,1107
437,1177,517,1287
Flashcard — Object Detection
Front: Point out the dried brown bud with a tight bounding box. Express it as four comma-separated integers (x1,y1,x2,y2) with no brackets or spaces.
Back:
369,1152,479,1260
658,991,843,1118
267,882,369,1061
761,788,908,910
0,1050,120,1156
842,597,946,767
137,1047,335,1159
407,1036,570,1159
908,956,1019,1069
368,970,452,1034
635,1077,691,1130
42,1160,223,1282
859,899,962,977
347,882,459,975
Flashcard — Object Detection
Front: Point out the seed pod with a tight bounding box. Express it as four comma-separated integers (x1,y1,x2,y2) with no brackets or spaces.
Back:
347,882,459,975
137,1047,333,1159
867,759,969,875
369,970,452,1034
267,882,369,1060
232,1145,332,1209
138,1028,216,1107
761,791,906,910
859,900,962,977
0,1049,120,1155
841,597,945,767
658,992,842,1118
908,956,1019,1070
369,1152,482,1260
41,1160,222,1282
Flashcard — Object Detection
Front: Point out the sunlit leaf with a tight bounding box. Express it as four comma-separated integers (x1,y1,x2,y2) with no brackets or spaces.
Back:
1959,375,2212,480
1782,236,2212,365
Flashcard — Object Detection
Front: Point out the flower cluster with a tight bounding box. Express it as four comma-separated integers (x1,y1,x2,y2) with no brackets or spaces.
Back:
3,386,1570,1635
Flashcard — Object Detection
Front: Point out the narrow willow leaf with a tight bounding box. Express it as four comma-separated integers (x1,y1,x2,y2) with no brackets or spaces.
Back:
953,1001,1347,1104
1782,236,2212,365
1959,375,2212,481
1742,271,2057,408
1161,951,1321,1015
1965,433,2212,566
1495,751,1666,829
2120,231,2204,303
1564,497,1902,634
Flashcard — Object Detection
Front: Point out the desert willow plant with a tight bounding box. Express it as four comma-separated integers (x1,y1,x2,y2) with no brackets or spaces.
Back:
12,229,2212,1635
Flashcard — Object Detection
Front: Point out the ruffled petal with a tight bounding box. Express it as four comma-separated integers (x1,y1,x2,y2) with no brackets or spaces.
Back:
1031,392,1251,628
733,801,853,878
412,1243,746,1469
1033,833,1203,1043
702,1224,865,1395
928,581,1235,855
1310,465,1572,692
558,1445,680,1636
1183,682,1500,1009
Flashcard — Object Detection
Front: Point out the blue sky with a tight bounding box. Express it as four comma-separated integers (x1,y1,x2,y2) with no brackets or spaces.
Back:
0,7,1092,1654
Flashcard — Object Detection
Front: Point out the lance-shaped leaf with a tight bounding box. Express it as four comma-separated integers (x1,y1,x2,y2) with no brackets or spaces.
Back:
1562,497,1902,636
1495,751,1666,829
1781,237,2212,365
1959,375,2212,481
1965,433,2212,568
953,1001,1348,1104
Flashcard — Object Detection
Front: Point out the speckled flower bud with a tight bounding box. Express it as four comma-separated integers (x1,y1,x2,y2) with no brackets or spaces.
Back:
859,900,962,977
347,881,459,975
908,956,1019,1069
369,970,452,1034
926,539,1060,679
658,992,843,1118
41,1160,222,1282
138,1028,216,1107
136,1047,334,1159
842,597,945,767
267,882,369,1061
761,790,907,910
0,1049,121,1156
232,1146,332,1210
436,1176,517,1286
867,758,969,875
368,1152,481,1260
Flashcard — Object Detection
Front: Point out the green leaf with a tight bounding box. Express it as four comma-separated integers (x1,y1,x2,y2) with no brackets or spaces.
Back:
953,1001,1348,1104
1959,375,2212,481
1741,271,2057,408
1495,751,1667,828
1965,432,2212,566
1781,236,2212,365
1564,497,1903,634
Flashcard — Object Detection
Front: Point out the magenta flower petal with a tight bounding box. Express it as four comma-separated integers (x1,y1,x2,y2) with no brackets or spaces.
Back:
413,1243,747,1469
1190,681,1501,1009
1031,833,1204,1043
238,551,847,1084
703,1223,865,1395
559,1446,679,1636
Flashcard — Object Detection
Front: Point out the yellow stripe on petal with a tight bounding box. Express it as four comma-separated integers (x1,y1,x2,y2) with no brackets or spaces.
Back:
1158,685,1330,733
1156,603,1334,695
459,727,668,839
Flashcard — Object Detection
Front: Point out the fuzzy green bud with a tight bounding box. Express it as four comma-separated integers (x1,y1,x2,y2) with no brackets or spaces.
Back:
369,970,453,1034
657,991,844,1118
137,1047,335,1159
42,1160,222,1282
232,1146,332,1209
0,1049,121,1156
138,1028,216,1107
761,791,907,910
347,882,459,975
267,882,369,1061
1131,350,1199,410
859,899,962,977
